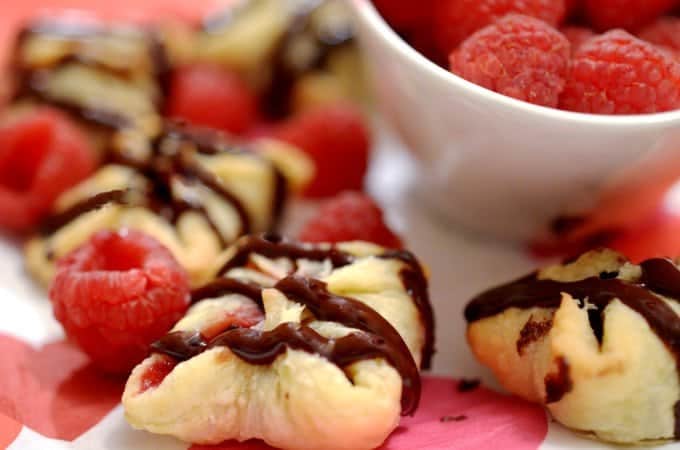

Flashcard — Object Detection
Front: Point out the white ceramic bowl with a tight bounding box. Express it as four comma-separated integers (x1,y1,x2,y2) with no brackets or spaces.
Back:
348,0,680,241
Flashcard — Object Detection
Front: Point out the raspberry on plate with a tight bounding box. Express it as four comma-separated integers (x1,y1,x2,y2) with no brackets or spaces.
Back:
49,229,191,374
434,0,566,54
275,104,371,198
450,15,571,107
560,30,680,114
0,108,96,232
560,26,597,53
638,17,680,55
166,64,259,136
584,0,678,31
299,191,403,248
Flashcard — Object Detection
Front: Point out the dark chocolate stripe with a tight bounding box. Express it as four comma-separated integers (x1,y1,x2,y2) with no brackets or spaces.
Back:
217,234,355,276
40,189,128,235
191,278,264,307
380,251,435,370
465,275,680,365
209,322,420,414
215,235,435,369
153,275,421,415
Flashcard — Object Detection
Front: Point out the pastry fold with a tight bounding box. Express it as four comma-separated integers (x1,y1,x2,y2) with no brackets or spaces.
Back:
123,235,434,450
25,127,311,286
465,249,680,444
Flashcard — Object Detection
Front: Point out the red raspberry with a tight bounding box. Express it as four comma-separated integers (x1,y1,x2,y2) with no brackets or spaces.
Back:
373,0,435,31
638,17,680,55
166,64,258,136
434,0,566,54
560,26,597,53
450,15,571,107
49,230,191,374
584,0,678,32
275,105,371,198
565,0,583,16
299,191,403,248
560,30,680,114
0,108,96,232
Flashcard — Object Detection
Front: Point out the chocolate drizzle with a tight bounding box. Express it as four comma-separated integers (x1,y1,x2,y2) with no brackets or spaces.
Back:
217,234,354,276
191,278,263,307
214,234,435,369
465,257,680,436
381,250,435,370
154,275,422,415
39,125,292,245
40,189,129,235
13,20,169,131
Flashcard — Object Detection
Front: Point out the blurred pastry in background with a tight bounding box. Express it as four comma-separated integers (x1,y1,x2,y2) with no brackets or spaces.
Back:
10,17,168,155
25,123,312,286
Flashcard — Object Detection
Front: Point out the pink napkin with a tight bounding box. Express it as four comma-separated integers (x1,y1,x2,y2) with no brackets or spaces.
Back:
0,335,548,450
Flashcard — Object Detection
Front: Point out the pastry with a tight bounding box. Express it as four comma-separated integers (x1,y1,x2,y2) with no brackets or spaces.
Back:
25,124,312,287
123,234,434,449
11,17,167,153
192,0,364,117
465,248,680,444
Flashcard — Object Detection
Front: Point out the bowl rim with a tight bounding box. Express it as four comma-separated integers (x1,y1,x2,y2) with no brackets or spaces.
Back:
350,0,680,128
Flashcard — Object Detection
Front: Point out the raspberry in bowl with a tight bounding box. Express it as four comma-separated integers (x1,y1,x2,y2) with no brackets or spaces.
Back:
348,0,680,241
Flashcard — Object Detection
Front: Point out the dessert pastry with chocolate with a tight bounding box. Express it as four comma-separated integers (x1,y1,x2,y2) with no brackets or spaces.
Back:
123,234,434,449
192,0,364,117
465,249,680,444
25,125,312,287
11,17,168,154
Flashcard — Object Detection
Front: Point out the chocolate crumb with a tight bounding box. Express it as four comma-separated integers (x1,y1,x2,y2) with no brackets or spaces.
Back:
457,378,480,392
544,357,573,403
440,415,467,423
516,315,553,355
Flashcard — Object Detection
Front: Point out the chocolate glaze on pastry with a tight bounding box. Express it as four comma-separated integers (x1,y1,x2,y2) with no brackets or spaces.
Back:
465,256,680,436
214,234,435,369
39,124,287,244
153,274,422,415
12,19,168,131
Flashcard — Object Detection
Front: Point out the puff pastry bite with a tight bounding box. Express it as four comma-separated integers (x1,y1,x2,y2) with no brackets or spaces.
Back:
191,0,364,117
465,249,680,444
123,234,434,449
11,17,167,144
25,125,311,287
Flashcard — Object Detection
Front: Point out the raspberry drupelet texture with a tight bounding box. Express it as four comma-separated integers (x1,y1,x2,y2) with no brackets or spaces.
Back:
434,0,566,54
584,0,678,32
450,15,571,107
275,104,371,198
560,30,680,114
49,230,191,374
299,191,403,248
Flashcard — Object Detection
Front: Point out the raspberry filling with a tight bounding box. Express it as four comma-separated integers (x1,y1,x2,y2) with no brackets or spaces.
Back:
140,303,264,392
140,356,177,393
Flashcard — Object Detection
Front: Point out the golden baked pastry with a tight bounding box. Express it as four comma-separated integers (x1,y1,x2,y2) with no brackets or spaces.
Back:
465,249,680,444
123,234,434,449
25,125,312,287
